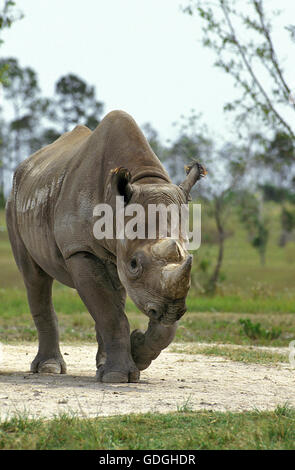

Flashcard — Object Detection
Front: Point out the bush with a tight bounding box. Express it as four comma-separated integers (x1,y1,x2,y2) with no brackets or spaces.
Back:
239,318,281,340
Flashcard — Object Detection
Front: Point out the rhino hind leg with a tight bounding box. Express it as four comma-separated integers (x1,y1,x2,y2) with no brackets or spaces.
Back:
27,274,67,375
25,271,66,374
6,204,66,374
66,252,139,383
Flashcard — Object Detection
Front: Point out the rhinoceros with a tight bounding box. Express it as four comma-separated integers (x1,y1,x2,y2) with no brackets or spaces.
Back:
6,110,205,383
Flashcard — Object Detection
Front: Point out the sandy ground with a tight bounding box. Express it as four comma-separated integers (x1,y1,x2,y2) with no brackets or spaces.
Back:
0,342,294,420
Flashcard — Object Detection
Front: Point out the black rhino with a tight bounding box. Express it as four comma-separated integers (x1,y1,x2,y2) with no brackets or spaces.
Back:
6,110,205,383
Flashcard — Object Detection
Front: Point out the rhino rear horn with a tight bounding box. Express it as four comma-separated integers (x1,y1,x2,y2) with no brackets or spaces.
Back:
179,161,207,201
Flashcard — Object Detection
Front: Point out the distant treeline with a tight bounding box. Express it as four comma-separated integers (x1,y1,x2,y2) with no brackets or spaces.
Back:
0,56,294,292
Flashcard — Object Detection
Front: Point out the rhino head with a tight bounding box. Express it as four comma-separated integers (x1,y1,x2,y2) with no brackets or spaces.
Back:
106,162,206,326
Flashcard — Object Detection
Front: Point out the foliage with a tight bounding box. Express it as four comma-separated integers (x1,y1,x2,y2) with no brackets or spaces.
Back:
53,74,104,133
261,184,295,204
281,206,295,233
141,122,167,160
0,1,23,83
183,0,295,140
239,318,281,340
0,61,106,182
0,57,51,168
237,191,269,265
163,111,212,186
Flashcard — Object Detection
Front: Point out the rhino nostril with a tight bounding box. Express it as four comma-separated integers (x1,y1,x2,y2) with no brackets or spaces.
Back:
148,309,161,320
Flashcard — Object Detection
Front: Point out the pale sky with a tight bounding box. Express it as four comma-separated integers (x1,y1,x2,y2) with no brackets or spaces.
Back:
1,0,294,143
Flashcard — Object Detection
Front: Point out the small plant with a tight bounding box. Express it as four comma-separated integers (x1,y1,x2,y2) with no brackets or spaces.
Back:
239,318,281,340
177,395,193,413
274,403,293,417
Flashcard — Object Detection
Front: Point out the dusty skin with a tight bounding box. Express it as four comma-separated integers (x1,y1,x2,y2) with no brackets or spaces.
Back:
0,342,294,420
6,110,206,383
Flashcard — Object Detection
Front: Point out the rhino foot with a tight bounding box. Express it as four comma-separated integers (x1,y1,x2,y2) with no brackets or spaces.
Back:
31,354,67,374
96,364,140,383
130,329,157,371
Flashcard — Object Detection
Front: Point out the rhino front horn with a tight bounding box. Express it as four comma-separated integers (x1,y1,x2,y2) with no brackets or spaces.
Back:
179,161,207,201
161,255,193,299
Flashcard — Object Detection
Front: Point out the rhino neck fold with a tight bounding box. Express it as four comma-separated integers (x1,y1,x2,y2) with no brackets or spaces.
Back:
130,166,171,184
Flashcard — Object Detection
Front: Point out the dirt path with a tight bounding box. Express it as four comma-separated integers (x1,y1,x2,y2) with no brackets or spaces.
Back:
0,342,294,420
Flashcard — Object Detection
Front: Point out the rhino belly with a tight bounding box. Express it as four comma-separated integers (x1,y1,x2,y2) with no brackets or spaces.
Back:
15,197,75,288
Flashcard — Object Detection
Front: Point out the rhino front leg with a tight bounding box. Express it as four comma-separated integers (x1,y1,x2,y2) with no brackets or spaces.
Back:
131,320,177,371
66,252,139,383
95,328,106,369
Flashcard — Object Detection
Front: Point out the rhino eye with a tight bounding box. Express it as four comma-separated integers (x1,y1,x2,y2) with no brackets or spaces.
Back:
128,256,142,279
130,258,137,270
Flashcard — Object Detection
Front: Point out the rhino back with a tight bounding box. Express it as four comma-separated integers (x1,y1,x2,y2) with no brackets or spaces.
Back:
8,111,171,280
9,125,92,279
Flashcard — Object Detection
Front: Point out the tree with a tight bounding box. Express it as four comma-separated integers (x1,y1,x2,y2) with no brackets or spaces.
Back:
183,0,295,140
238,190,269,265
279,206,295,246
203,142,246,291
53,74,104,133
164,111,212,188
0,1,23,83
259,131,295,187
167,112,246,292
0,2,22,200
256,131,295,245
0,115,9,206
0,58,51,168
142,122,165,159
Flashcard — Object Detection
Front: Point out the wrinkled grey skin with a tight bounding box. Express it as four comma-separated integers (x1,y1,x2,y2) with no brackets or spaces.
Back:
6,110,205,383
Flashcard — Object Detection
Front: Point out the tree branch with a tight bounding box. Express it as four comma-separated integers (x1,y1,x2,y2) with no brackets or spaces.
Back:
220,0,295,138
254,0,291,98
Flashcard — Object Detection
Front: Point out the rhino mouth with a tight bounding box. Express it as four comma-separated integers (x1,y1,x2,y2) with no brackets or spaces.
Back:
147,303,187,325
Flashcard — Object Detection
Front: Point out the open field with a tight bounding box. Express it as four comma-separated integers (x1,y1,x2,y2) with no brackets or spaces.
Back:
1,206,294,347
0,206,294,449
1,205,295,307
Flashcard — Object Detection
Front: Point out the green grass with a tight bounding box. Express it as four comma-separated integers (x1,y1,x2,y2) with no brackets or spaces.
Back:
1,207,295,450
0,206,295,346
1,204,295,308
1,288,295,346
187,294,295,314
195,202,295,292
0,406,294,449
175,312,295,347
171,343,288,365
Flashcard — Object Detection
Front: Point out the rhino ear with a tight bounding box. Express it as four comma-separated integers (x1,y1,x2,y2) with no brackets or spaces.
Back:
179,161,207,201
109,167,134,205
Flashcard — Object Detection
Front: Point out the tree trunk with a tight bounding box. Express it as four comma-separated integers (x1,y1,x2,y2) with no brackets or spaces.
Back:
208,198,225,292
259,247,266,266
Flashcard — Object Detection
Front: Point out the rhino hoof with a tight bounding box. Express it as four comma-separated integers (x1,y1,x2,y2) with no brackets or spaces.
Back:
39,360,63,374
31,357,67,374
96,366,140,383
